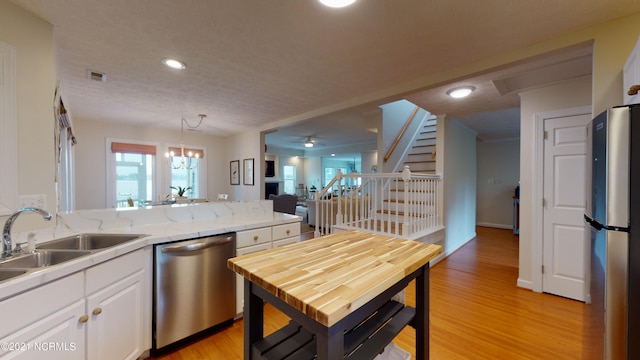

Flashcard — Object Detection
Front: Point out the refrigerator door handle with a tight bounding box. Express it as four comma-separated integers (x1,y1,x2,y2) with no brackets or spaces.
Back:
584,214,603,231
584,214,630,233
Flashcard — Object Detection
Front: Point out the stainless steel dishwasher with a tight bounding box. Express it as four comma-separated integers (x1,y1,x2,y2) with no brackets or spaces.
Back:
153,233,236,351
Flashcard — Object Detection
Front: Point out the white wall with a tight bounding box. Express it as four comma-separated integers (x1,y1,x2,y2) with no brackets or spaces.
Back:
0,1,55,231
361,151,378,174
74,119,229,209
441,117,478,254
518,76,592,287
380,100,429,173
477,139,520,228
304,156,323,193
228,130,262,201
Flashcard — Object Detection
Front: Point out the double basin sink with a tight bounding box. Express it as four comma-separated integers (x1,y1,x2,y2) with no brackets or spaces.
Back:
0,233,147,283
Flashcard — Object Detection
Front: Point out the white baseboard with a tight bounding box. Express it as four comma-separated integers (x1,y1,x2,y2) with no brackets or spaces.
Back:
517,278,533,290
477,222,512,230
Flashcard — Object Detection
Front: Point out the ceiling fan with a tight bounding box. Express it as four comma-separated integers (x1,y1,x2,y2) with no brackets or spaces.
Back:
294,136,325,148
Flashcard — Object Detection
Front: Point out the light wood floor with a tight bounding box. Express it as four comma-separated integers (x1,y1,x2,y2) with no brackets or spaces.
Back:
152,226,589,359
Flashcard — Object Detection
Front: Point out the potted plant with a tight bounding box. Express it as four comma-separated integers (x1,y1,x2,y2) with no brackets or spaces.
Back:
170,186,192,198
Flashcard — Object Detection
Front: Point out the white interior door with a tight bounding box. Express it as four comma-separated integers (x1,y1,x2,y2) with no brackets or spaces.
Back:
542,113,591,301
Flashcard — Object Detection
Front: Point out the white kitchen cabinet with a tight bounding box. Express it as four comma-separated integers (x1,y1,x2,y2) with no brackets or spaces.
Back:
272,223,300,248
0,272,85,359
234,223,301,315
624,35,640,105
234,242,272,315
0,249,150,360
85,248,149,360
236,227,272,248
0,299,86,360
235,228,273,314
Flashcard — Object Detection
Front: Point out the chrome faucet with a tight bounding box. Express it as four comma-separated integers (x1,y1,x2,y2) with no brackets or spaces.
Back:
2,207,52,259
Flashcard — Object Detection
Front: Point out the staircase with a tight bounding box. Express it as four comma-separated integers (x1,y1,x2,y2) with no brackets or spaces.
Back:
402,116,437,174
310,106,443,242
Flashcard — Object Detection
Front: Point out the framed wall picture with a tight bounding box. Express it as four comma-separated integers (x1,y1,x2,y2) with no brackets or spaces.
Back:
243,158,254,186
230,160,240,185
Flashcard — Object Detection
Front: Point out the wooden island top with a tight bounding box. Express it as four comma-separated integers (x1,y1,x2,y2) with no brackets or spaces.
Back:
228,230,442,327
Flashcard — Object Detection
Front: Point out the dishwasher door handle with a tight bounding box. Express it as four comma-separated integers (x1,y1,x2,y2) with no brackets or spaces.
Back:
161,236,234,253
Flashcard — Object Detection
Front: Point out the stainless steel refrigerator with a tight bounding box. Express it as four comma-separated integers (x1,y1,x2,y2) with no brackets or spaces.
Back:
584,104,640,359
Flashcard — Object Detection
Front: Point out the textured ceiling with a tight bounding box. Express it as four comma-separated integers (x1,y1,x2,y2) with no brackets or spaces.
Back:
9,0,637,147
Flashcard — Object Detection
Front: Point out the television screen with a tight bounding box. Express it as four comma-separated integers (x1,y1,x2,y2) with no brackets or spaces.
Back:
265,160,275,177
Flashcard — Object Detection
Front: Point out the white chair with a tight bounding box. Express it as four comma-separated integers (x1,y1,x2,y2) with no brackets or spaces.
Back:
217,194,229,201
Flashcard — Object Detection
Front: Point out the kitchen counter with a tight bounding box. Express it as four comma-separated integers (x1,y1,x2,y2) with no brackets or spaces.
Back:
229,230,442,359
0,200,300,300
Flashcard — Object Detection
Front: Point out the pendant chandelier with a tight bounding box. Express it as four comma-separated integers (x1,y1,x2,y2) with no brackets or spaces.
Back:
165,114,206,170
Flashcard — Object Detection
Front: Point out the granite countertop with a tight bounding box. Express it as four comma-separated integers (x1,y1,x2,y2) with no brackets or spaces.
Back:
0,200,301,300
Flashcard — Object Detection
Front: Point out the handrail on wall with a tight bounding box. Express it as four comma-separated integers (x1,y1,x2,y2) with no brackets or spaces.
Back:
383,105,420,163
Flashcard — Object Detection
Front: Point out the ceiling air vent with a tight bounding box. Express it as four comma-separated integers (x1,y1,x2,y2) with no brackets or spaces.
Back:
87,70,107,82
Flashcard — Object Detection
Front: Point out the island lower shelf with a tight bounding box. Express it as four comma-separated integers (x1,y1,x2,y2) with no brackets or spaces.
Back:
252,300,414,360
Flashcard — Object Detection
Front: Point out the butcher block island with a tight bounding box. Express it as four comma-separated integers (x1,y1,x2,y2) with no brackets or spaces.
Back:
228,230,442,360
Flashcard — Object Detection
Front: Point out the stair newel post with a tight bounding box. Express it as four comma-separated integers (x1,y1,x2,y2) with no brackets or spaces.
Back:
336,169,343,227
402,166,411,237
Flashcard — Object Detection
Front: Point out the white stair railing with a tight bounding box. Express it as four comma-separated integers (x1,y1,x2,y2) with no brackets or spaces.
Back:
312,166,442,240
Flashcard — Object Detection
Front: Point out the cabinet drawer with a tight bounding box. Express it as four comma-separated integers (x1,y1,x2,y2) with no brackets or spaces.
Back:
272,223,300,241
236,242,271,257
237,227,272,248
85,248,145,294
273,236,300,248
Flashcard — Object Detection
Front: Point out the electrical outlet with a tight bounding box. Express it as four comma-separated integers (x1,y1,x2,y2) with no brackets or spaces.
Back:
18,194,47,209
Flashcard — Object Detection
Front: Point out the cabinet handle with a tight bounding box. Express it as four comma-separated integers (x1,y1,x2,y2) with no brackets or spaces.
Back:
92,307,103,315
629,85,640,96
79,315,89,323
286,229,291,235
253,235,259,241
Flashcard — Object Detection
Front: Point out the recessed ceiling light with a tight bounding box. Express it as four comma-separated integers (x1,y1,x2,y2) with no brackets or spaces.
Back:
447,86,475,99
319,0,356,8
161,58,186,70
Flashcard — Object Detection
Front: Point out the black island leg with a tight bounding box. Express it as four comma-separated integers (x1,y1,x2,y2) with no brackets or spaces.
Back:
316,325,343,360
244,279,264,360
415,265,430,360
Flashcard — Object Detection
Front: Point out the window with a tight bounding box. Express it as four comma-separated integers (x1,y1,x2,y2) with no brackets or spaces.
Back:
283,165,296,194
0,42,16,215
107,141,158,208
322,154,362,194
107,140,206,207
55,89,76,212
166,145,206,200
324,167,335,189
169,161,200,198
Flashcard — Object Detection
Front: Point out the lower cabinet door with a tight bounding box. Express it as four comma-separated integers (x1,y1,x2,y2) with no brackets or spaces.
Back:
0,299,86,360
235,243,272,315
86,270,145,360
